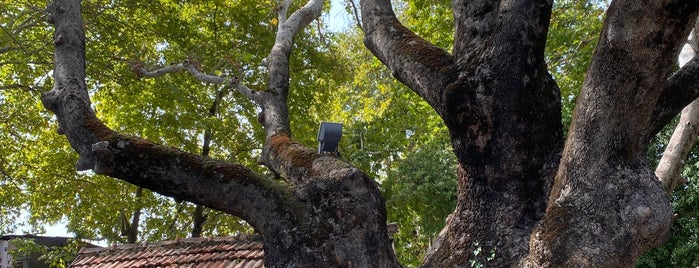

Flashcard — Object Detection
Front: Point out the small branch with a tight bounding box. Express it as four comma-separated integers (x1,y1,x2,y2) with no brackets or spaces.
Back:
0,47,18,54
0,60,52,67
347,0,363,32
277,0,294,33
133,62,262,102
0,24,29,54
0,84,35,92
86,125,305,232
0,159,24,193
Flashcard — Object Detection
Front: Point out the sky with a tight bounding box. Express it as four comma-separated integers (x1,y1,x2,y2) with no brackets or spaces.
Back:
327,0,354,32
34,0,353,242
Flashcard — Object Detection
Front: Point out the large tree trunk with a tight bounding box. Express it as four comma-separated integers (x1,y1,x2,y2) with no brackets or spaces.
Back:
42,0,399,266
361,0,699,267
362,0,560,266
525,1,698,266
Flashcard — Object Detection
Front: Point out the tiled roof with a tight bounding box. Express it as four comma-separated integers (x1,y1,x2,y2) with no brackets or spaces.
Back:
69,236,264,268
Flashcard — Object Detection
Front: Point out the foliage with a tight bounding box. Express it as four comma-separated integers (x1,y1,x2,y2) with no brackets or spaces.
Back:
382,137,457,267
9,238,83,268
321,5,455,262
1,0,341,244
0,0,53,235
326,27,446,179
469,241,496,268
545,0,606,131
399,0,453,51
637,120,699,267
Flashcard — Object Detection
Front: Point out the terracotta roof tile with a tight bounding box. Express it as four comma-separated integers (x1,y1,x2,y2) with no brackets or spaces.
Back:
70,236,264,268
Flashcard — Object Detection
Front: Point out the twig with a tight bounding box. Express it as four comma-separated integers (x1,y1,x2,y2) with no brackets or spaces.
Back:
347,0,364,32
277,0,295,34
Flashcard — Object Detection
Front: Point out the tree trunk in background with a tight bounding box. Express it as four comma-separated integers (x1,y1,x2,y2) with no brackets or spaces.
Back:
656,20,699,195
126,187,143,243
191,204,206,238
657,99,699,193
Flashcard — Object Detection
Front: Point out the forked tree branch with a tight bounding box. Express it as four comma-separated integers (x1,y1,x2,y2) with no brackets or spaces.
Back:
41,0,304,236
276,0,294,33
133,62,262,102
654,23,699,194
258,0,323,139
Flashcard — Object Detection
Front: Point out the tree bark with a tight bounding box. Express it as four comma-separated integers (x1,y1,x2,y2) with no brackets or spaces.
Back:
525,1,698,266
656,99,699,193
43,0,399,266
360,0,699,267
363,0,561,266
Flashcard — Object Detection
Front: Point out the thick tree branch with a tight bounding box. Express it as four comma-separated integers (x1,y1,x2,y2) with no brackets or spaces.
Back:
133,62,262,102
654,22,699,194
263,134,360,186
651,54,699,134
190,84,228,237
41,0,305,238
87,129,304,233
360,0,456,114
260,0,324,139
280,0,323,42
655,99,698,193
257,1,379,191
276,0,294,31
